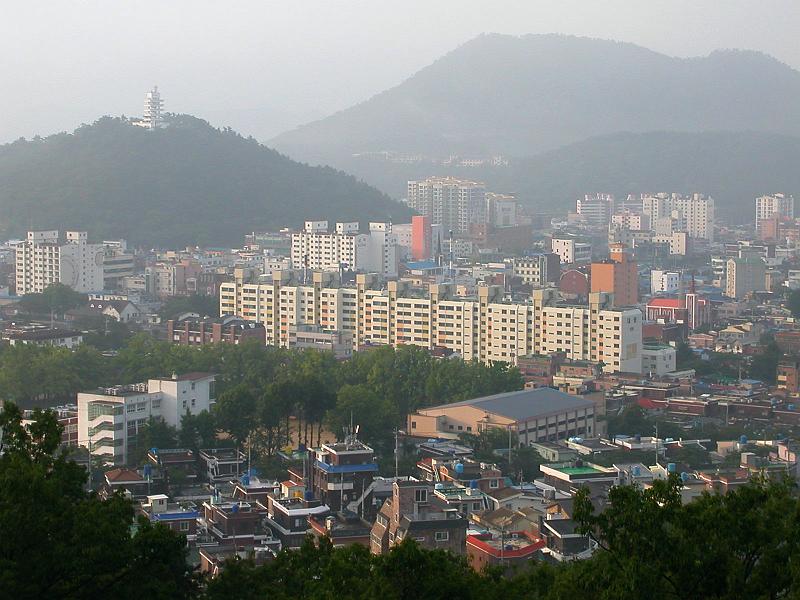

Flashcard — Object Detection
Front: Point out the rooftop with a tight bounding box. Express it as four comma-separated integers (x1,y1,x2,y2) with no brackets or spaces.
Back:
423,388,594,422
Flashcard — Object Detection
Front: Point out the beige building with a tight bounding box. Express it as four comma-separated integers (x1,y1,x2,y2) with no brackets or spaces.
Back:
220,272,642,373
407,388,596,445
642,193,715,241
725,256,766,299
756,193,794,232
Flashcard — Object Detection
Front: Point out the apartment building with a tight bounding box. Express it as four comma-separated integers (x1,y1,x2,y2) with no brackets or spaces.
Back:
407,177,486,235
725,255,766,299
651,270,680,295
551,237,592,265
485,193,518,228
576,194,615,227
290,221,398,277
611,211,650,231
590,244,638,306
756,194,794,233
15,230,104,295
641,193,715,241
220,271,642,373
77,373,215,465
512,253,560,286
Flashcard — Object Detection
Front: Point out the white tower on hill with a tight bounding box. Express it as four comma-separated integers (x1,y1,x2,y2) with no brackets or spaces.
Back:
143,86,164,129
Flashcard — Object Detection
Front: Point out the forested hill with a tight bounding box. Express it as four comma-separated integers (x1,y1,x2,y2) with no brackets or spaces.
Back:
0,115,410,247
324,131,800,222
271,33,800,165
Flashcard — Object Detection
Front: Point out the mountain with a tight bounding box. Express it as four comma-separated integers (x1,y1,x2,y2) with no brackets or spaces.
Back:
329,131,800,222
270,34,800,165
0,116,409,247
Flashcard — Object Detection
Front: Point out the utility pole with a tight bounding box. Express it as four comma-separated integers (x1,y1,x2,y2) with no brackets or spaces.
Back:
394,428,399,478
654,422,659,468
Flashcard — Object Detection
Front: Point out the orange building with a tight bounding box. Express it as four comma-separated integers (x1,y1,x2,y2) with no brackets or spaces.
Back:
411,215,432,260
590,243,638,306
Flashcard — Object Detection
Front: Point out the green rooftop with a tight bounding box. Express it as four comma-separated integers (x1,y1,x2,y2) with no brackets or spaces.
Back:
559,466,603,475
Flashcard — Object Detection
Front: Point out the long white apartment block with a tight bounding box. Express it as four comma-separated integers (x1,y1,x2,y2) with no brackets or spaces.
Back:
220,272,642,374
15,230,105,295
290,221,398,277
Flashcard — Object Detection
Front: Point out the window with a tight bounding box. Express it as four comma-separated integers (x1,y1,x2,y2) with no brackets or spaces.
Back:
435,531,449,542
489,479,499,489
414,489,428,503
411,421,416,429
180,521,189,531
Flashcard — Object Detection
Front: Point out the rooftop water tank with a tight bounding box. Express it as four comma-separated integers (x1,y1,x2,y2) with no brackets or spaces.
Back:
455,463,465,474
470,480,479,489
304,490,314,501
667,463,677,473
680,472,689,482
739,435,748,445
435,483,445,490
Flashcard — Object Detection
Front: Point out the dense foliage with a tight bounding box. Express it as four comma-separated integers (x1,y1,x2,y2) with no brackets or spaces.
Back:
18,283,87,316
0,115,409,246
0,336,521,463
0,405,196,599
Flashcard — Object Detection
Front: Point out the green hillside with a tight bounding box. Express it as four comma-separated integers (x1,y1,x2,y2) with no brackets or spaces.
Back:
0,115,410,246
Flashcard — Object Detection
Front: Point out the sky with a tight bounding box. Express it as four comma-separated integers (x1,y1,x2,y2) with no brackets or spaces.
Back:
1,0,798,144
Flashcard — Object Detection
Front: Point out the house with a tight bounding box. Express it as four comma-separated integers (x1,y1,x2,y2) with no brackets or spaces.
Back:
3,326,83,348
87,299,142,323
199,448,247,483
467,531,545,574
101,467,149,499
370,480,467,556
138,494,199,543
308,511,372,547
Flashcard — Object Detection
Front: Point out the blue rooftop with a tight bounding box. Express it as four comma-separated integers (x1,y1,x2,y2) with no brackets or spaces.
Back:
315,461,379,474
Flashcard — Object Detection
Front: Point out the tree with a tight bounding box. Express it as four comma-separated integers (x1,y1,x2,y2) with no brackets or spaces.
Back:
789,289,800,319
213,383,258,446
18,283,87,316
159,294,220,321
133,417,178,465
0,403,197,599
325,384,399,449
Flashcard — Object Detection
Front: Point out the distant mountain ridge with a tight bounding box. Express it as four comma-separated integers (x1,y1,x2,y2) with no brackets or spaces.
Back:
0,116,410,247
270,34,800,165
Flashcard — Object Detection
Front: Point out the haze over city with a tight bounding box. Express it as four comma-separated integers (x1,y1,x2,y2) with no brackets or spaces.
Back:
2,0,799,143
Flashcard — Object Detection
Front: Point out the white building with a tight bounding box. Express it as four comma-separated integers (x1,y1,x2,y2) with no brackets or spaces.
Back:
290,221,398,277
611,211,650,231
651,270,681,295
407,177,486,234
15,230,105,295
755,193,794,231
576,194,615,227
551,237,592,265
642,193,715,241
77,373,215,465
485,193,518,228
641,344,677,376
142,86,164,129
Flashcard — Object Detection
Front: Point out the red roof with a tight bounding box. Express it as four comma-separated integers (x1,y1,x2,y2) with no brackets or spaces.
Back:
105,468,145,483
648,298,684,308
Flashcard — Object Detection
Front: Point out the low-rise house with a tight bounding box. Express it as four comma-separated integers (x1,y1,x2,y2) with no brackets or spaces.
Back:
308,511,372,547
3,326,83,348
467,531,545,574
199,448,247,483
370,480,468,556
139,494,199,543
266,495,329,549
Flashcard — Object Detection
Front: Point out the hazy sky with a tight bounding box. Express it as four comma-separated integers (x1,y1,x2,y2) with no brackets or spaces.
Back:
1,0,798,144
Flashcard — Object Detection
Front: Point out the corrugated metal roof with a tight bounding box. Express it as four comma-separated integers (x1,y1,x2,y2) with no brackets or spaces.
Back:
425,388,594,422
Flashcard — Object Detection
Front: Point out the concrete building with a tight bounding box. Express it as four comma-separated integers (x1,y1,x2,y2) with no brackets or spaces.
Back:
411,215,432,261
611,211,650,231
725,255,766,299
590,244,638,306
102,242,136,290
290,221,398,277
77,373,215,465
576,194,614,227
15,230,104,295
287,324,353,359
756,194,794,233
407,388,597,445
485,193,518,228
641,193,715,241
142,86,164,129
651,270,681,295
370,480,468,556
3,327,83,348
551,237,592,265
310,438,378,513
407,177,486,235
220,273,642,373
512,254,560,286
167,315,266,346
641,344,677,376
